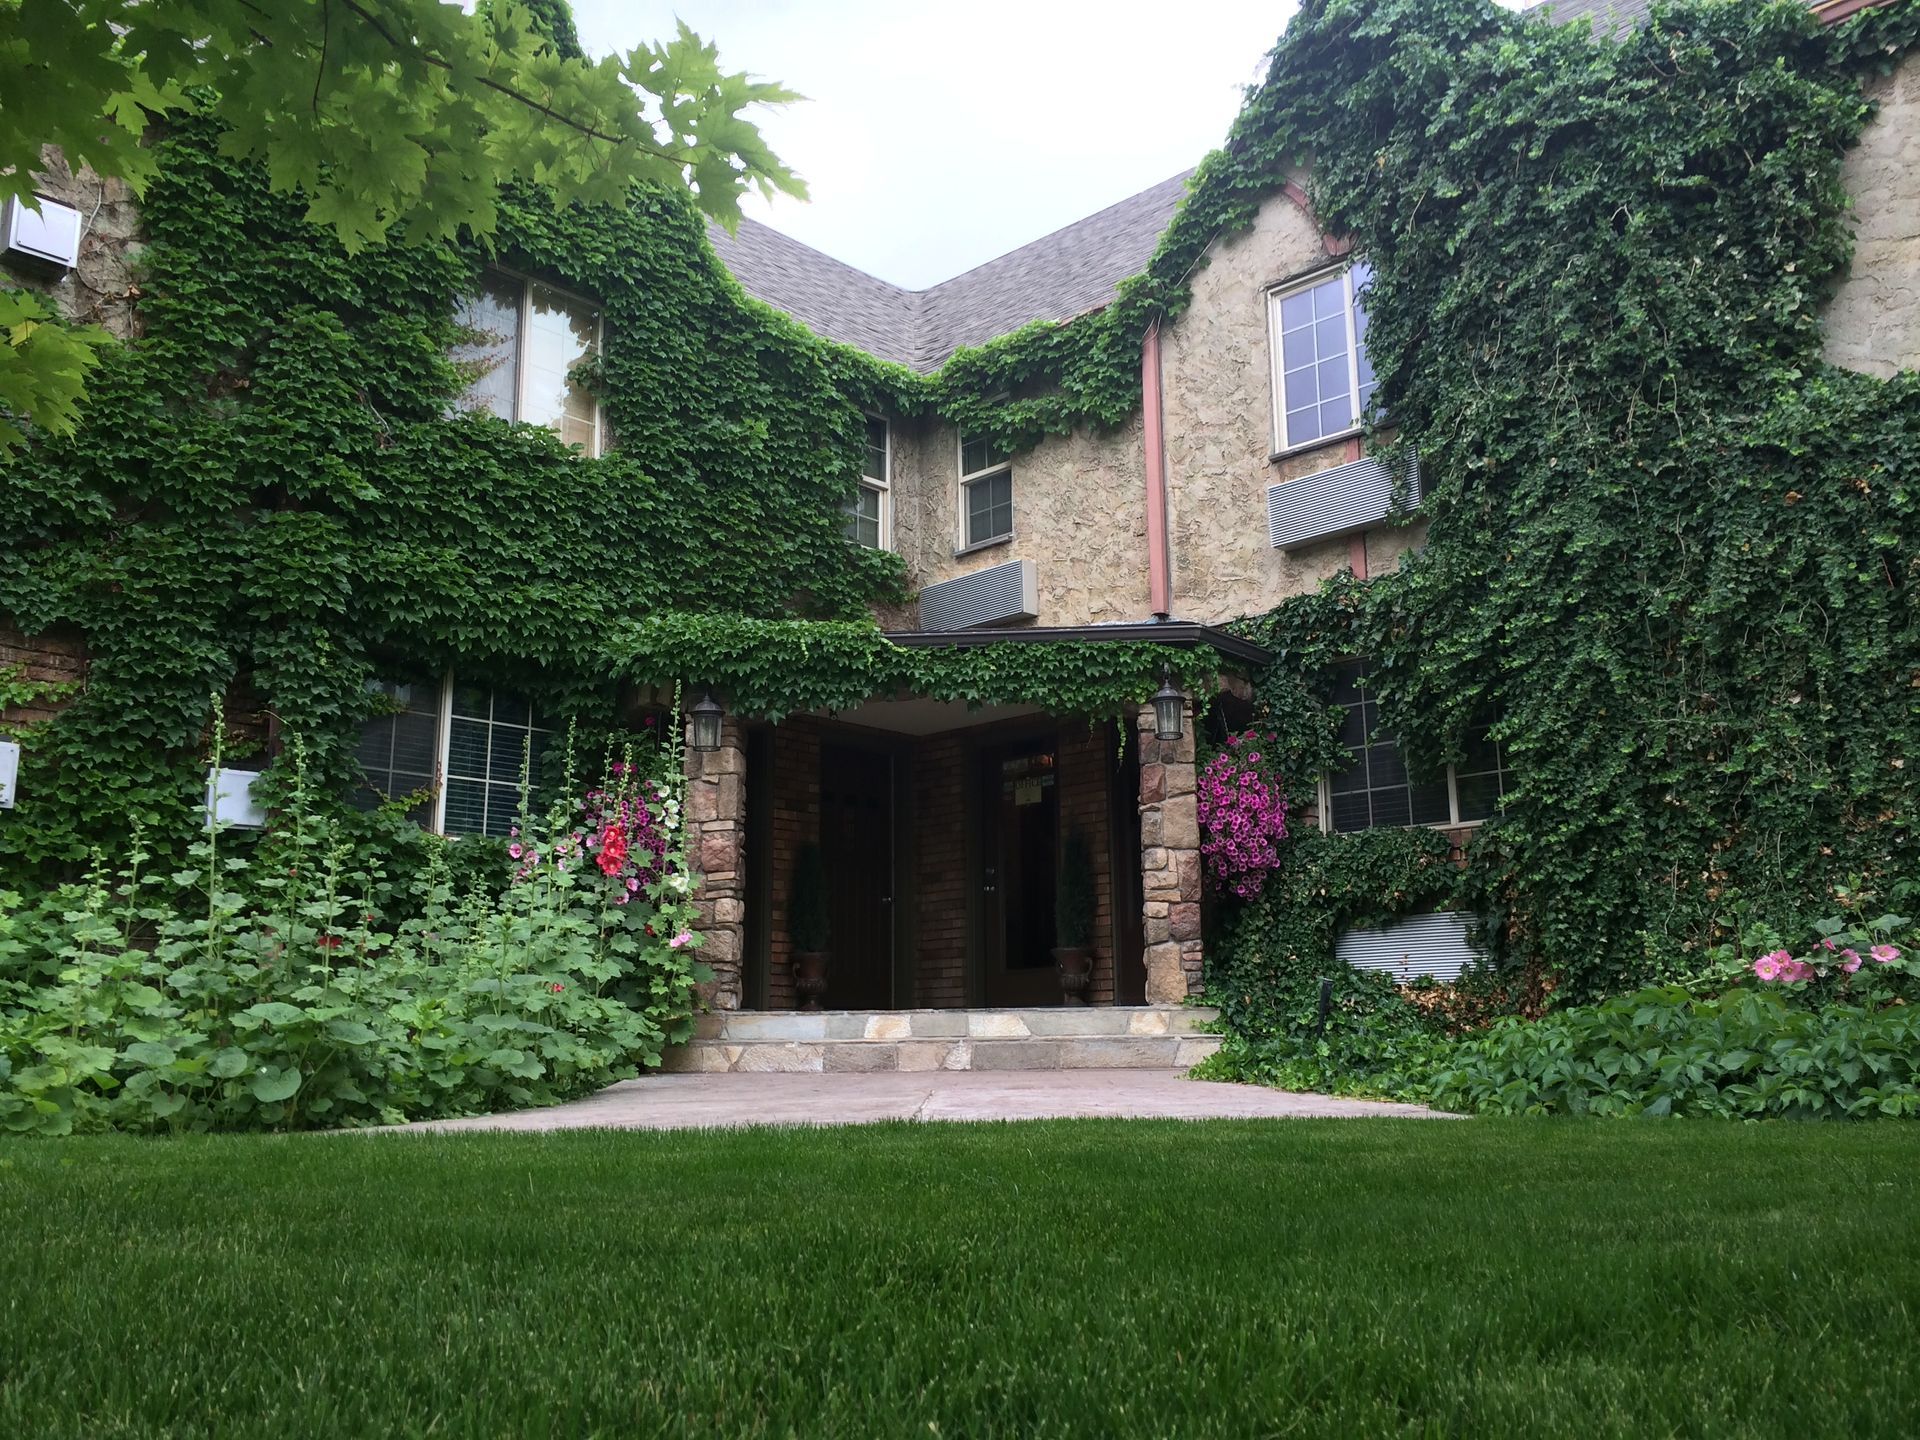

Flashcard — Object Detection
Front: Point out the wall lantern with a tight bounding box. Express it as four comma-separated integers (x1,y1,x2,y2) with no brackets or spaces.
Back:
688,689,726,753
1151,669,1186,744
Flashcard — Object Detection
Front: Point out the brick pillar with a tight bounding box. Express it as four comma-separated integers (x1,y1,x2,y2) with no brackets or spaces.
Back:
686,716,747,1010
1137,701,1203,1002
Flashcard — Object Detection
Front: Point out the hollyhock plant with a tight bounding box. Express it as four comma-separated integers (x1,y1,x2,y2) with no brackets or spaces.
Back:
1196,730,1291,901
1730,916,1914,1006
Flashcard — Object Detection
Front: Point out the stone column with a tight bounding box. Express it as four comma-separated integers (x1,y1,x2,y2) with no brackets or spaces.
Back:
685,716,747,1010
1137,701,1204,1003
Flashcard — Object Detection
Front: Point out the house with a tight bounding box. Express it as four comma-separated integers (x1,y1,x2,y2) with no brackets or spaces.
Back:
1,0,1913,1054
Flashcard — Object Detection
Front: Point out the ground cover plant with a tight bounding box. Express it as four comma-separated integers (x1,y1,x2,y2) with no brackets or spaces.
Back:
2,1120,1917,1438
0,719,704,1135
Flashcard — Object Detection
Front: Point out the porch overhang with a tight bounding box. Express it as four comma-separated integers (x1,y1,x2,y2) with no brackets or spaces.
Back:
883,619,1271,667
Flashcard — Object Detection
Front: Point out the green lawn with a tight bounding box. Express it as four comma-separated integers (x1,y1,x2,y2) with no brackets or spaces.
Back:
3,1121,1917,1438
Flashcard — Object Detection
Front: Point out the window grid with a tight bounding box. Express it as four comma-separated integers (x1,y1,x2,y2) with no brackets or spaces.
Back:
847,415,889,549
1320,658,1509,833
958,433,1013,550
1268,262,1377,454
454,270,604,457
356,675,548,839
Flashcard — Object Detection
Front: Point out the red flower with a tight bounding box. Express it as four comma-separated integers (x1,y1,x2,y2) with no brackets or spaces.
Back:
316,934,342,950
597,822,630,876
551,982,565,993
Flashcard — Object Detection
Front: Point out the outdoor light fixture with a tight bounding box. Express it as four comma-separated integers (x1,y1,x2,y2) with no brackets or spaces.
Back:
688,689,725,753
1151,668,1185,743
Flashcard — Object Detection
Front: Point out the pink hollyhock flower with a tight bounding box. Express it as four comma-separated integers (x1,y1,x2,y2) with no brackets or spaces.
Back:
668,930,694,949
1871,944,1902,964
1820,938,1838,952
626,876,640,893
1780,958,1814,983
1753,954,1783,981
508,842,523,859
1841,949,1862,973
550,982,564,993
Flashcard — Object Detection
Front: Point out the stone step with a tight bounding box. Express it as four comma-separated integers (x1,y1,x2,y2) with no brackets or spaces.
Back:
663,1006,1221,1075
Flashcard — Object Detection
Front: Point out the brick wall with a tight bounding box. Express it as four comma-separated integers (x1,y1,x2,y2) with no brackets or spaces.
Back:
764,721,821,1011
0,622,87,732
912,734,969,1007
1056,721,1118,1005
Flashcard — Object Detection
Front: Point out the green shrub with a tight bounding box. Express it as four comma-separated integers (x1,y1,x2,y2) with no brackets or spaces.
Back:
1427,988,1920,1120
0,732,707,1135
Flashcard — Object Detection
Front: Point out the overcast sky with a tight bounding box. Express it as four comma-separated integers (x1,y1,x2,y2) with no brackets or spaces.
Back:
569,1,1301,289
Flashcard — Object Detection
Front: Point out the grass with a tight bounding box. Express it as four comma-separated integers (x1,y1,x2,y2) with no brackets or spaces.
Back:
2,1120,1918,1438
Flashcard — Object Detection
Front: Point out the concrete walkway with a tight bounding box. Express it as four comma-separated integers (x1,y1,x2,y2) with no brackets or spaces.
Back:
400,1070,1448,1133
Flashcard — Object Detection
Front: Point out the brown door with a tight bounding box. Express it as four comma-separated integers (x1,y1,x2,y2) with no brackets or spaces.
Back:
979,738,1061,1007
820,743,894,1009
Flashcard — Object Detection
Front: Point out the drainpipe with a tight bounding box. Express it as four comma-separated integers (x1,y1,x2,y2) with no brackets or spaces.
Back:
1142,321,1172,619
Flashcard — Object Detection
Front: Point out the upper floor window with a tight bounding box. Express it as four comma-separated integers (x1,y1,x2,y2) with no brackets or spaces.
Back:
454,271,604,456
847,415,889,548
355,675,550,838
959,433,1013,551
1322,658,1510,833
1268,262,1376,454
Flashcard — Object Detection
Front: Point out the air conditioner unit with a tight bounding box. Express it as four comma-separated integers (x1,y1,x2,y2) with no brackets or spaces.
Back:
205,768,268,829
2,194,83,270
919,558,1039,630
0,740,18,809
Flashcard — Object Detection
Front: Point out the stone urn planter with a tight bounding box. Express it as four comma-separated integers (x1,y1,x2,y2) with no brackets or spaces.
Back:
792,950,830,1011
788,841,831,1012
1052,946,1094,1005
1054,831,1096,1005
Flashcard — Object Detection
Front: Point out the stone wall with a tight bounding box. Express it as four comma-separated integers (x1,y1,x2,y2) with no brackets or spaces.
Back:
1824,49,1920,378
886,412,1151,628
1136,702,1203,1002
2,150,143,340
685,716,748,1011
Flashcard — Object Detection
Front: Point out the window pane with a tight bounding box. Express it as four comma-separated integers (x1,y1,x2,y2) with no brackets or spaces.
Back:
451,685,489,721
1318,392,1354,435
1457,772,1503,822
961,435,1006,477
864,418,888,481
1409,777,1452,826
1279,290,1316,333
1285,404,1323,447
488,725,530,787
1330,791,1372,833
446,716,489,780
390,709,438,777
966,471,1012,545
522,283,601,451
452,275,520,419
1365,742,1407,789
845,484,882,546
1329,660,1368,704
492,693,531,727
1312,275,1347,321
1370,786,1411,829
1281,323,1317,374
443,777,488,835
480,783,519,838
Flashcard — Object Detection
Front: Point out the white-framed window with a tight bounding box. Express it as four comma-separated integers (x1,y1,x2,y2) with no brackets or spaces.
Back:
355,675,550,838
453,270,604,456
1268,261,1377,454
1320,658,1511,833
846,415,890,548
958,432,1013,551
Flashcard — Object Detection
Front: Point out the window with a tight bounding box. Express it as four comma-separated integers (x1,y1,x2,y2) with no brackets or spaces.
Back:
354,675,550,838
846,415,889,548
1268,262,1377,453
1322,659,1511,833
454,271,604,455
959,433,1013,550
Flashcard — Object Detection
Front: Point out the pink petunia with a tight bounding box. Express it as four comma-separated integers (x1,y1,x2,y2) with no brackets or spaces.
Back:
1871,944,1902,964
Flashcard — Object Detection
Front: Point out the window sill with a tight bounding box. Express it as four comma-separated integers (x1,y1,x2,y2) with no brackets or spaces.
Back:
953,534,1014,560
1319,816,1493,837
1269,426,1365,464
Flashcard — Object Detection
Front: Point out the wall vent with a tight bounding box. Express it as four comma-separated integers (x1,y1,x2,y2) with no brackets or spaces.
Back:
2,194,83,270
205,768,268,829
0,740,17,809
919,558,1038,630
1268,453,1421,550
1336,910,1484,984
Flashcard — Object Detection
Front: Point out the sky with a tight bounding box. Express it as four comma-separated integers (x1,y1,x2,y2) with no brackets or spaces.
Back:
569,0,1302,289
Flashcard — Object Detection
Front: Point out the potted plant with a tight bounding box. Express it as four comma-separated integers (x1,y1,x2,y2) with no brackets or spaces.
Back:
1053,831,1096,1004
788,841,831,1010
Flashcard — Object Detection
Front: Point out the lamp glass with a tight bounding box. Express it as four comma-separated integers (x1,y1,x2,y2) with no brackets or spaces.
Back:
1152,677,1185,743
689,693,725,753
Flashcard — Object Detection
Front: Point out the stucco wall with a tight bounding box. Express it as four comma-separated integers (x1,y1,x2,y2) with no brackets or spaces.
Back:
887,412,1151,628
1,150,143,340
1824,49,1920,378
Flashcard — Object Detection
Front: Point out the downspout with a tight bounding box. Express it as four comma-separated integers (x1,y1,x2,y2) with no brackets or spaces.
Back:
1142,320,1172,619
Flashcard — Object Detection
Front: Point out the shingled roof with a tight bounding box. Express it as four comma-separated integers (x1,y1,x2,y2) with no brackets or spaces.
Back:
709,170,1192,373
714,0,1854,370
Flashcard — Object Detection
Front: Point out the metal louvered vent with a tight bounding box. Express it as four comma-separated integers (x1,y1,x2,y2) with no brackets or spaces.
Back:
1336,911,1484,984
919,558,1039,630
1268,453,1421,550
